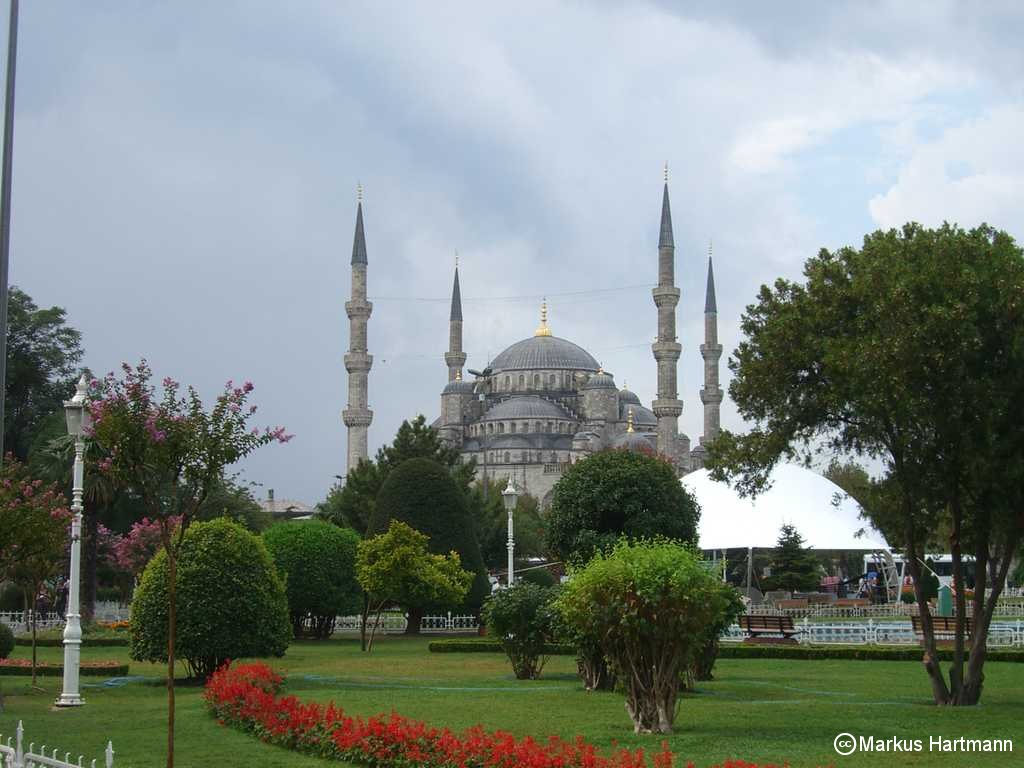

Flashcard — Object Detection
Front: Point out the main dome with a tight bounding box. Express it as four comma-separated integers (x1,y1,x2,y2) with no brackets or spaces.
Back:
490,335,600,373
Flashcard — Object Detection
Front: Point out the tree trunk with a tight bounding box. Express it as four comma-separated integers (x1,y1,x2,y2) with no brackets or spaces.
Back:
903,527,951,705
360,593,369,652
404,606,423,635
948,498,966,697
166,550,177,768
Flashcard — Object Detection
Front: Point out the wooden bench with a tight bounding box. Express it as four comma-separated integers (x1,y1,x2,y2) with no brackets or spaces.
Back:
911,615,972,644
738,614,801,644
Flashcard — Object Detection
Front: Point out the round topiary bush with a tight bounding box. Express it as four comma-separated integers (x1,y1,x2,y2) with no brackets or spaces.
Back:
130,518,290,679
0,620,14,659
263,521,362,639
370,458,490,619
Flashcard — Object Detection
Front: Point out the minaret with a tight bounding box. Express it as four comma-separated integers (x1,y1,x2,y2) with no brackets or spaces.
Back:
651,165,683,465
342,185,374,473
699,243,723,445
444,255,466,381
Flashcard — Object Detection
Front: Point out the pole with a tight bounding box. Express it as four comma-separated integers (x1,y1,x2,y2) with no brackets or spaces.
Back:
506,495,515,586
746,546,753,600
56,434,85,706
0,0,20,463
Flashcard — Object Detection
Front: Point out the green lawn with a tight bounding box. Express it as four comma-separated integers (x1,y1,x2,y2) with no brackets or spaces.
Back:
1,636,1022,767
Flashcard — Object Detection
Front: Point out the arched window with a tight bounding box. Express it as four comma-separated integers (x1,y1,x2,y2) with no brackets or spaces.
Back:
510,422,516,434
551,451,557,463
498,422,505,434
546,421,553,432
518,374,525,388
487,423,493,434
550,373,556,386
504,376,510,389
504,451,511,464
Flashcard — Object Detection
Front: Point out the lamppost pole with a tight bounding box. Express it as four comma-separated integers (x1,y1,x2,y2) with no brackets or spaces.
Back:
502,477,519,587
57,374,89,707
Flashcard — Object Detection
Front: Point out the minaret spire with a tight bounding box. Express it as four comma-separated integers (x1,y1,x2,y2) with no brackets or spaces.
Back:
342,187,374,472
445,255,466,381
700,242,723,446
652,172,683,468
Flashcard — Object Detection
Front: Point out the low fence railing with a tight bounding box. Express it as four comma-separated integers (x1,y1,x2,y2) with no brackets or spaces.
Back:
333,613,479,635
722,618,1024,647
0,720,113,768
0,606,131,634
746,601,1024,619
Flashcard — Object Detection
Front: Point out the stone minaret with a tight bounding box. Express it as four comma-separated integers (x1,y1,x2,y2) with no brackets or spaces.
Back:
342,187,373,472
651,169,683,465
444,257,466,381
699,247,723,445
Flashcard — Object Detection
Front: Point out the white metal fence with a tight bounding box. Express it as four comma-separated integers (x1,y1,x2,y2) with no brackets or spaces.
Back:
333,613,479,635
722,618,1024,647
0,721,113,768
745,601,1024,619
0,605,131,634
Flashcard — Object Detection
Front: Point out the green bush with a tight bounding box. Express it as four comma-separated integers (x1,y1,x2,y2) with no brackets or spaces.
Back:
481,582,558,679
554,539,736,734
0,582,24,612
130,518,291,679
0,621,14,659
370,458,490,617
264,521,362,639
518,567,556,588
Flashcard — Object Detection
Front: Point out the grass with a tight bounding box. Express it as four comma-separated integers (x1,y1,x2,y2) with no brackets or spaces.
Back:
0,636,1022,767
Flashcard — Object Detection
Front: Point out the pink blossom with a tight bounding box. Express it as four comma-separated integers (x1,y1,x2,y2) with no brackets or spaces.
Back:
242,381,254,393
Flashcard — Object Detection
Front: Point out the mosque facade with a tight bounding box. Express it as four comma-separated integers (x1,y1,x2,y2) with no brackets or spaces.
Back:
343,178,723,505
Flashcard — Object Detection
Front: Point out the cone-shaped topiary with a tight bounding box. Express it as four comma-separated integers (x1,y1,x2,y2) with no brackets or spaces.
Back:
370,457,490,618
130,518,290,679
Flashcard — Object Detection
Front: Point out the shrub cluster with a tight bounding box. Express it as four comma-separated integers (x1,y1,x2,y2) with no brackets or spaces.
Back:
206,661,811,768
0,659,129,677
481,582,558,679
0,621,14,659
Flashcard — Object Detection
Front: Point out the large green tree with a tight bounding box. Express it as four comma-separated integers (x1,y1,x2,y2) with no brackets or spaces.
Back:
545,450,700,564
467,483,545,571
4,287,83,460
764,524,821,592
707,222,1024,706
368,457,490,624
319,415,474,535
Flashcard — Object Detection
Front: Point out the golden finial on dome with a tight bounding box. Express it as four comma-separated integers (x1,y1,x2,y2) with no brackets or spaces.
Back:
356,182,363,202
708,239,713,258
627,408,635,433
622,379,628,389
534,298,552,337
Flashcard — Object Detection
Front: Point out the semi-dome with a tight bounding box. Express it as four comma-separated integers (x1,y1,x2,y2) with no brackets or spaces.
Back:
612,431,656,454
490,335,600,373
620,401,656,426
442,379,476,395
682,464,890,550
584,371,616,389
481,395,573,421
618,387,641,406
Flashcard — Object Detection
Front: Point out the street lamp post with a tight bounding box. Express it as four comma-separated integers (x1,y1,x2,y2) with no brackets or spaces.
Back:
56,374,90,708
501,477,519,587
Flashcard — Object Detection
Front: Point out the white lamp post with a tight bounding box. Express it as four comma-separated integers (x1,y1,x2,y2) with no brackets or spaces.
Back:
56,374,90,707
501,477,519,586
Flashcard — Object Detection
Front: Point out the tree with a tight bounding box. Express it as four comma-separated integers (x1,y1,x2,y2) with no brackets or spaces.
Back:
3,287,84,460
764,524,821,592
356,520,471,651
263,521,361,638
196,476,272,532
88,361,290,767
546,450,700,564
130,518,290,680
554,539,738,734
319,415,475,535
369,457,490,623
0,457,71,685
481,581,558,679
707,222,1024,706
466,483,545,570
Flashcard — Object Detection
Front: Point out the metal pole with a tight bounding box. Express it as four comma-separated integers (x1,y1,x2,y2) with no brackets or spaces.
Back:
0,0,20,463
746,545,753,600
56,434,85,707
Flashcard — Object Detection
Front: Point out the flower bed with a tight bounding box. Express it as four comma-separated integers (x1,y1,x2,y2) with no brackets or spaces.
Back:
205,662,814,768
0,659,129,676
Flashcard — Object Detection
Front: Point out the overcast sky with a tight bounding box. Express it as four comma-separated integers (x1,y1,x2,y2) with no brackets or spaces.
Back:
8,1,1023,504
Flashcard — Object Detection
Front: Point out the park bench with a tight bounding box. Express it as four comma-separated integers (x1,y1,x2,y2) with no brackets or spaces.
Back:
738,614,801,643
911,615,972,644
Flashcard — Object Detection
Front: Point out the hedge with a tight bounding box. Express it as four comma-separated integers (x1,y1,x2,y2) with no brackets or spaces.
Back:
428,639,1024,663
0,660,130,677
16,636,129,647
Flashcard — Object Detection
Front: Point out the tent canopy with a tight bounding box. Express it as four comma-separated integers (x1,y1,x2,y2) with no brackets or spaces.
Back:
682,463,889,550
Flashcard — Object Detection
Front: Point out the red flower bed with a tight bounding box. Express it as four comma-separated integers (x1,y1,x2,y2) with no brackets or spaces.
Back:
205,662,817,768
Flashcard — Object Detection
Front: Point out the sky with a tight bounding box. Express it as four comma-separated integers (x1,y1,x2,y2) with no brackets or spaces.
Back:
7,1,1024,504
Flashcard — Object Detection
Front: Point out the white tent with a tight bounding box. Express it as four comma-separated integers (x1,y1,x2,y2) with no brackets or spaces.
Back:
682,463,889,551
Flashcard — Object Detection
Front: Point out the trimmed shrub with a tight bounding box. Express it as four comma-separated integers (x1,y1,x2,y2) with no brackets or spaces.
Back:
481,582,557,679
518,567,556,588
0,621,14,659
370,458,490,618
131,518,290,679
264,521,361,638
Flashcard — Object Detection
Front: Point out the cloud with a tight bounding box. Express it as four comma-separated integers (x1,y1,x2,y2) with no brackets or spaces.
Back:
868,105,1024,232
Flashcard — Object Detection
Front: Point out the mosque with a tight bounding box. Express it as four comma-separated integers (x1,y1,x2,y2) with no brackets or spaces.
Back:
342,176,724,505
